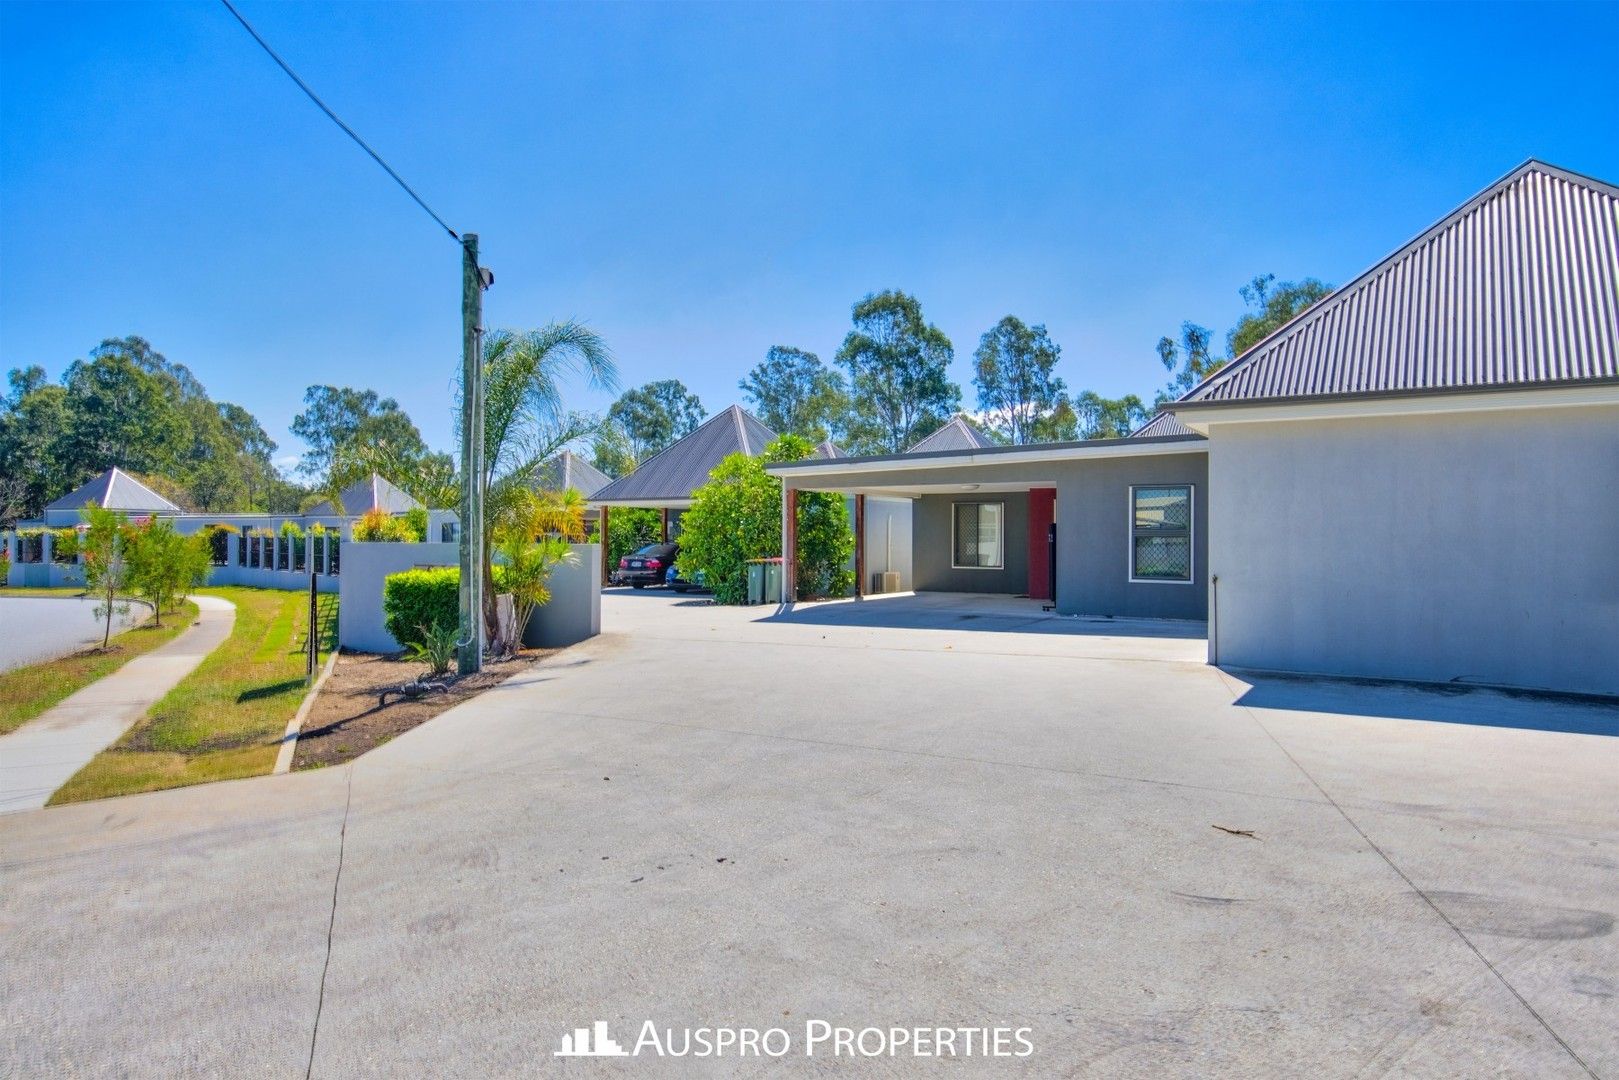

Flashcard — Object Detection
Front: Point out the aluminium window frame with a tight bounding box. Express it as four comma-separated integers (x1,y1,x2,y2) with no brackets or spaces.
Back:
1127,483,1195,585
951,500,1006,571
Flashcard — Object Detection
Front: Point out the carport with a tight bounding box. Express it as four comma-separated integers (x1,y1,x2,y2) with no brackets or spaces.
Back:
589,406,779,583
767,434,1210,621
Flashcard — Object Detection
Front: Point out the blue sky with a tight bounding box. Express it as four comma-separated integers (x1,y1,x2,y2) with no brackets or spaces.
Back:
3,1,1616,470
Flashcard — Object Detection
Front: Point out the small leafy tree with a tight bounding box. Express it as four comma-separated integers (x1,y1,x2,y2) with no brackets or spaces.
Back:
492,488,583,655
494,534,576,655
80,503,130,647
124,518,209,626
677,435,852,603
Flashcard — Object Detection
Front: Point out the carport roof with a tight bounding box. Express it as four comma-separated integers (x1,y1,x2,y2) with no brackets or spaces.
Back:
592,405,777,504
1169,160,1619,411
766,431,1206,479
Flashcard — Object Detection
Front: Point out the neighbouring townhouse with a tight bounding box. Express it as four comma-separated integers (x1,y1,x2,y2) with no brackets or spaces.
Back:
768,160,1618,697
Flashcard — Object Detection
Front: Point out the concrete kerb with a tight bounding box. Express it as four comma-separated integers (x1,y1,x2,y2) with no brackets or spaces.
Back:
273,647,341,775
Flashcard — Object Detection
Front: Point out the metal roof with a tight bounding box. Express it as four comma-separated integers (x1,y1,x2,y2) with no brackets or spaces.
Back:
591,405,778,504
1131,411,1195,438
812,440,843,459
45,467,182,514
906,416,998,453
1175,161,1619,408
532,450,611,497
306,473,421,517
767,431,1206,476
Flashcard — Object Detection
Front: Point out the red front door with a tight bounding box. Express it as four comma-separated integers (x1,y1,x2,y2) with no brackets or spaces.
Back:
1026,488,1056,600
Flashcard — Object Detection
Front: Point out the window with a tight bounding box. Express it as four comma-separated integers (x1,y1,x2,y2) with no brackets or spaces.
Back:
1130,485,1192,582
952,501,1004,569
440,522,458,543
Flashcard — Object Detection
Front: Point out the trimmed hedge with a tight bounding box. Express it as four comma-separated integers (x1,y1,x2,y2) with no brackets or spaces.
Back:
383,567,459,648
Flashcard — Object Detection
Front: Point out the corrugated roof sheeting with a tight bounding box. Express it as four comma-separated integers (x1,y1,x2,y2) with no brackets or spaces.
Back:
906,417,998,453
534,450,611,497
591,405,778,503
1182,162,1619,404
45,467,182,513
1131,412,1195,438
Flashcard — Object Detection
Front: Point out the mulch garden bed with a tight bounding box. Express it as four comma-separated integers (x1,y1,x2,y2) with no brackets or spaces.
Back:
291,648,556,771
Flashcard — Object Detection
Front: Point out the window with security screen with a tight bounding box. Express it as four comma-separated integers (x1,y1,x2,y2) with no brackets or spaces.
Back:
952,501,1004,569
1130,485,1192,582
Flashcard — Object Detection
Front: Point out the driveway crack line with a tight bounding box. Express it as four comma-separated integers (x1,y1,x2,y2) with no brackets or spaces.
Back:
1221,674,1597,1079
305,764,354,1080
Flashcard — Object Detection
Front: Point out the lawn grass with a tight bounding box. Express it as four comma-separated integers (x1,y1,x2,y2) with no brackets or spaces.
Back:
49,586,338,805
0,597,197,737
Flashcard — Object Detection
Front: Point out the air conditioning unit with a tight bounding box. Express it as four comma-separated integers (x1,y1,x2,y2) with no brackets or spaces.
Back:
872,571,901,594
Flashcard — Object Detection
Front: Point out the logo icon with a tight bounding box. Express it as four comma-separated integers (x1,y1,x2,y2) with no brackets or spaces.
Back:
556,1020,629,1058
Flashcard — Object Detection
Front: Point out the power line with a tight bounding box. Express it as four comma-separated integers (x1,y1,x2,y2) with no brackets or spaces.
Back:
219,0,461,244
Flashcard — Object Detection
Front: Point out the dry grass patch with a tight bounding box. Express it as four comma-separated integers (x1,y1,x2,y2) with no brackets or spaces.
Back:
49,587,337,804
0,597,197,736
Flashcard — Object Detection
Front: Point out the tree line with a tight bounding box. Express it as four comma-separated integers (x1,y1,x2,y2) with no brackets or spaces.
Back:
0,274,1329,525
588,274,1330,475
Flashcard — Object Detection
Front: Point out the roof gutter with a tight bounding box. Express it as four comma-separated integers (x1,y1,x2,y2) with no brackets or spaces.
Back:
765,435,1207,479
1169,379,1619,432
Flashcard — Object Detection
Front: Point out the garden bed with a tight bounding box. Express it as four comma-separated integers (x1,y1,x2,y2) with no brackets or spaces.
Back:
291,649,556,770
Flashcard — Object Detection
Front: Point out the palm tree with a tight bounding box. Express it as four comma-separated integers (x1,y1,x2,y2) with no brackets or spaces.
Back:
353,322,615,654
472,324,616,649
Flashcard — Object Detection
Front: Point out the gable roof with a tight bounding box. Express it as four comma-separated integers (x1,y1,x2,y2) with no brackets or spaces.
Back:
307,473,422,517
1174,161,1619,409
532,450,611,497
591,405,778,504
46,467,181,514
812,440,843,459
906,416,997,453
1131,411,1196,439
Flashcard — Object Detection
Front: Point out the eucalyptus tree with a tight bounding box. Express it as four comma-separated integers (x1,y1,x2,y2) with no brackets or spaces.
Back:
972,316,1066,445
835,291,959,454
606,380,705,462
739,346,847,441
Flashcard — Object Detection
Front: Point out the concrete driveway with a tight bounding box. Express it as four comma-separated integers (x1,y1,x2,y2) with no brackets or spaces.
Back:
2,591,1615,1077
0,595,147,674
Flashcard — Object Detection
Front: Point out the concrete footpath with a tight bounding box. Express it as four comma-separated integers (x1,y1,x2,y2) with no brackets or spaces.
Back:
0,595,235,813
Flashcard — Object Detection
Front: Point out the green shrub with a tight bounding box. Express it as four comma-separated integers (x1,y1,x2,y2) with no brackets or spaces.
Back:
383,567,459,648
354,509,415,543
402,507,429,543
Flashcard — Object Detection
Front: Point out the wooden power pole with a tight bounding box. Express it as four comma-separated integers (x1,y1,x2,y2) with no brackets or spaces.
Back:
458,234,489,674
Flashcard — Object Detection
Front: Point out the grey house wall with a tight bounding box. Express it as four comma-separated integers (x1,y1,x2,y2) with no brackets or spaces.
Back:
523,544,602,647
912,494,1029,593
862,496,913,592
1205,405,1619,697
1054,453,1208,621
783,448,1207,619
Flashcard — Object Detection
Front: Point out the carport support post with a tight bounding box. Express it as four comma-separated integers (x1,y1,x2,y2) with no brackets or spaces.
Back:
783,485,798,603
660,507,669,543
599,505,611,585
853,494,866,598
